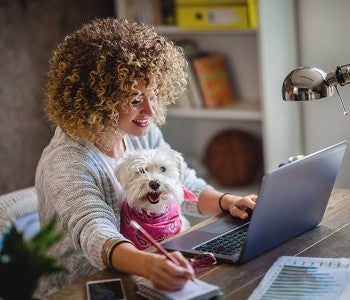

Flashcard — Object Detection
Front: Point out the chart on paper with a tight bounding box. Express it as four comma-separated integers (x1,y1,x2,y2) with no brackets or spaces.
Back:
248,256,350,300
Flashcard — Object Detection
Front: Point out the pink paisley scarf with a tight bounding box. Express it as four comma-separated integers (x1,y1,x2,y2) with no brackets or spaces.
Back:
120,187,198,250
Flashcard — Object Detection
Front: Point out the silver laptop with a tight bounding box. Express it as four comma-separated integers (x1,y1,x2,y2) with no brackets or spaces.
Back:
163,140,348,263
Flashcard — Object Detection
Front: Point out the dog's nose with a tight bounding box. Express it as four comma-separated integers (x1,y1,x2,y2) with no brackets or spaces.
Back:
149,180,160,190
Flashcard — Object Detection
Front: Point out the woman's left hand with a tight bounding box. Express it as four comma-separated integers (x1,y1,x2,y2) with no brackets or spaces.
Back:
220,193,257,219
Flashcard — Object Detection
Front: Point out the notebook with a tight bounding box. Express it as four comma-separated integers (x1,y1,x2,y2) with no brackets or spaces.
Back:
163,140,348,264
134,277,222,300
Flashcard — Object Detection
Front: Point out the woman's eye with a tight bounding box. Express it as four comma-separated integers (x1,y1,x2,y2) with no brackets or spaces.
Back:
131,99,142,106
160,166,166,172
151,89,159,99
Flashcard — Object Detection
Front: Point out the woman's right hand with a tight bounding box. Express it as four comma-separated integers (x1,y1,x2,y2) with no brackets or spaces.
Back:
110,242,194,291
146,251,195,291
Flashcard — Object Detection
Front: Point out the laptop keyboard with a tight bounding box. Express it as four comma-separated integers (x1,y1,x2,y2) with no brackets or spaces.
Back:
194,225,248,256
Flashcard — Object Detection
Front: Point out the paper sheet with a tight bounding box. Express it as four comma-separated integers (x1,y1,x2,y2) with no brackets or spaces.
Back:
248,256,350,300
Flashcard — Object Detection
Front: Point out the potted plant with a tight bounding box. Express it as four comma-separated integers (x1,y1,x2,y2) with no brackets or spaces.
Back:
0,216,68,299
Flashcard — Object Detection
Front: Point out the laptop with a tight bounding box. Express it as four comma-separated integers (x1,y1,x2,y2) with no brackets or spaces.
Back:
163,140,348,263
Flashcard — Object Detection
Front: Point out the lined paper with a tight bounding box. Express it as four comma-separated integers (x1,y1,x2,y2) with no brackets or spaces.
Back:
248,256,350,300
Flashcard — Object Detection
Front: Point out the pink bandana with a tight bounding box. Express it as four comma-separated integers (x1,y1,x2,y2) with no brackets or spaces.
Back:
120,187,198,250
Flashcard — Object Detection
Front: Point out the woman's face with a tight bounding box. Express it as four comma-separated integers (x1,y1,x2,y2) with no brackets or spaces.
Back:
118,85,159,137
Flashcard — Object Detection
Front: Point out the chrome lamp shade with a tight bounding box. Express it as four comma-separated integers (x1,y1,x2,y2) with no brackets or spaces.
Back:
282,65,350,115
282,67,334,101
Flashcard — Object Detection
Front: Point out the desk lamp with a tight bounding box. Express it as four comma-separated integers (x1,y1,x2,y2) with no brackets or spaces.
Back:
282,64,350,115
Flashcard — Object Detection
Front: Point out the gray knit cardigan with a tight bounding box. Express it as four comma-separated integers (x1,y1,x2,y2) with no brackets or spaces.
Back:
34,124,208,296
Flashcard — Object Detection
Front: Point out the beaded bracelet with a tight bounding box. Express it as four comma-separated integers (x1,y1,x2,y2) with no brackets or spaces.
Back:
218,193,231,211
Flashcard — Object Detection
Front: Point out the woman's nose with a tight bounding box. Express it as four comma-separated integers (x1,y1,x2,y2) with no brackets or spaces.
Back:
140,97,156,115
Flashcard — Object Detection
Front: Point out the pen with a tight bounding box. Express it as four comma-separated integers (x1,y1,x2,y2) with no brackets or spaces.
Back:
130,220,195,281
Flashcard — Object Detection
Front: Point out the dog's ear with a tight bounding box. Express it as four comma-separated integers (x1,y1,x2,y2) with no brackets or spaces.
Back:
115,150,140,186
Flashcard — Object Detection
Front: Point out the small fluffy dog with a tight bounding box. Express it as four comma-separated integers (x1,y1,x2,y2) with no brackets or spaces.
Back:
116,148,197,250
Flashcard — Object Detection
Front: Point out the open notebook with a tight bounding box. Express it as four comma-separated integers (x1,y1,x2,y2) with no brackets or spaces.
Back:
134,277,222,300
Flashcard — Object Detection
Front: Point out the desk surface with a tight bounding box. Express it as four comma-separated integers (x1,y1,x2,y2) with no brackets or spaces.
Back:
48,189,350,300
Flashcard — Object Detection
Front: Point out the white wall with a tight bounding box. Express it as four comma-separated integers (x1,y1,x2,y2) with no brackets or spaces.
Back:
259,0,302,172
297,0,350,188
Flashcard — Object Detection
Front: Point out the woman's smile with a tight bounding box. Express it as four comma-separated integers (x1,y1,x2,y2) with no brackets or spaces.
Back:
133,118,150,128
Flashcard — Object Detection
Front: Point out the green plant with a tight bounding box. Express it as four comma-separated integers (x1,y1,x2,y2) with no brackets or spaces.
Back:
0,216,68,300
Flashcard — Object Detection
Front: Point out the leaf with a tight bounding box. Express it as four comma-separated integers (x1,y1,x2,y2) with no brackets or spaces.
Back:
31,215,65,250
0,215,70,299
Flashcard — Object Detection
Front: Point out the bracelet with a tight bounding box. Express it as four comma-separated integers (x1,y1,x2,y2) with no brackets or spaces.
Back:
218,193,231,211
102,238,123,269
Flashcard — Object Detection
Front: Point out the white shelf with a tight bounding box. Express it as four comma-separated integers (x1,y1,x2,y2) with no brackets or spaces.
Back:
167,101,261,121
156,25,257,36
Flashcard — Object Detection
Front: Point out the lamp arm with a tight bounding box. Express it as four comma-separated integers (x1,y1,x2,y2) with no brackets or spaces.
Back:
326,64,350,87
325,64,350,115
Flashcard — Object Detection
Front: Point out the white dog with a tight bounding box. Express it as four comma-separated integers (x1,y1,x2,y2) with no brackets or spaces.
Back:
116,148,197,250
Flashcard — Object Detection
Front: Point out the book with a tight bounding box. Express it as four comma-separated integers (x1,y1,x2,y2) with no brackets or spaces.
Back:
248,256,350,300
175,40,203,108
176,66,203,108
159,0,176,25
247,0,259,28
187,65,204,108
116,0,161,25
135,277,222,300
192,53,235,108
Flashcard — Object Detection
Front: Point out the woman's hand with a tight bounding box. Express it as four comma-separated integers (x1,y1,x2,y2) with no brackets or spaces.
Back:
112,242,194,291
220,193,257,219
197,188,257,218
110,243,194,291
147,251,194,291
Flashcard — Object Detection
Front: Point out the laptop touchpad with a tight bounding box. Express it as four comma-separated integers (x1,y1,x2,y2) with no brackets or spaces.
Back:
198,214,248,234
163,230,217,250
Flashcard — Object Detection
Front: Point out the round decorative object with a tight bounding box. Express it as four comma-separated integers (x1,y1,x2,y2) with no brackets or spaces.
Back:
204,129,262,186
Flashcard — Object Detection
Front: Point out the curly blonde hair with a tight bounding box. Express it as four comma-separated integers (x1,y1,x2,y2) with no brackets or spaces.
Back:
45,18,188,147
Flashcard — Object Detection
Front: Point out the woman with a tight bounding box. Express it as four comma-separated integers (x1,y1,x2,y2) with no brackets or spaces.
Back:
35,17,257,297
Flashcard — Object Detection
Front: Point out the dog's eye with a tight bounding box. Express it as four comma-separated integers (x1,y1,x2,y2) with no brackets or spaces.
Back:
160,166,166,172
139,168,146,174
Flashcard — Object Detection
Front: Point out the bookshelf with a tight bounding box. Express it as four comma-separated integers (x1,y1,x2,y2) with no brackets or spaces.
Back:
167,102,261,121
114,0,303,195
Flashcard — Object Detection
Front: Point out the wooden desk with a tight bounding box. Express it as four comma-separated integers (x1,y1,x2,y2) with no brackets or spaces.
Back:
48,189,350,300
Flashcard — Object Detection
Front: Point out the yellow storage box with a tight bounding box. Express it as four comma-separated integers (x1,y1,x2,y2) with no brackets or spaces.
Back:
175,0,257,30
